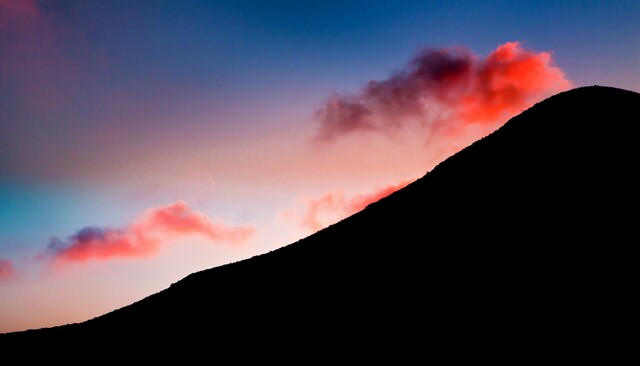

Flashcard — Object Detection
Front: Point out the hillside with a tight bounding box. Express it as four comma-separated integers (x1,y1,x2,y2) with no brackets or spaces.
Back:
3,86,637,354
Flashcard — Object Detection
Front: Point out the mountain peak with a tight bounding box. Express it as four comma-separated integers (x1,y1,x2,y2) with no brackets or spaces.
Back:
4,86,638,355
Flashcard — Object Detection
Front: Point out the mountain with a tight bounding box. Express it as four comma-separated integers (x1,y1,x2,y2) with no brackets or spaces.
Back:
2,86,637,356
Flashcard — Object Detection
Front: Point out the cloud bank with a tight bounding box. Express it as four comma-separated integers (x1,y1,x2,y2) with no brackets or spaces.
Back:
316,42,571,141
46,201,256,263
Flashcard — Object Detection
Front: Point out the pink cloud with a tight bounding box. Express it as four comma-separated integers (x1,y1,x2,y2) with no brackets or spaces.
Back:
284,181,412,233
46,201,256,263
0,259,15,280
316,41,571,141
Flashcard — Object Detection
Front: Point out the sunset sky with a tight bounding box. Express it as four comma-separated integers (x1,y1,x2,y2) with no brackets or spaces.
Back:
1,0,638,333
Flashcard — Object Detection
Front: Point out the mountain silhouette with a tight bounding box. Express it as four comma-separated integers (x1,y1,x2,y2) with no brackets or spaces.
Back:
2,86,637,356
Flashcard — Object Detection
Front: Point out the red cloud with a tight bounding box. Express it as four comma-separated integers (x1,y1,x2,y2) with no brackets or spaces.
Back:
460,42,571,123
284,181,412,233
316,42,571,140
0,259,15,280
46,201,256,263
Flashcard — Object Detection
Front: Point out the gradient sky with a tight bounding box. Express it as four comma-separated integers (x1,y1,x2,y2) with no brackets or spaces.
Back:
1,0,638,333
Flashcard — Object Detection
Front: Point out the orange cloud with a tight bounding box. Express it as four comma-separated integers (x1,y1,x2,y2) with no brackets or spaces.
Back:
316,41,571,141
284,181,412,232
46,201,256,263
0,259,15,280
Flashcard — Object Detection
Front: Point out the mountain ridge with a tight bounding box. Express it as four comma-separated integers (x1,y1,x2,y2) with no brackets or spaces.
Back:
2,86,637,356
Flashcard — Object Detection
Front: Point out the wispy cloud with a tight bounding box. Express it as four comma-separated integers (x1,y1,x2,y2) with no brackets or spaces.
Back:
45,201,256,264
316,41,571,141
282,181,412,232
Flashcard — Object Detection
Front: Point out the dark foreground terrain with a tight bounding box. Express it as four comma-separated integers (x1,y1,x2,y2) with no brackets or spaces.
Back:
3,86,637,356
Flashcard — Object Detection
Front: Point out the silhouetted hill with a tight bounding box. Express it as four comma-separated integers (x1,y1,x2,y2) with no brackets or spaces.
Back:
3,86,637,357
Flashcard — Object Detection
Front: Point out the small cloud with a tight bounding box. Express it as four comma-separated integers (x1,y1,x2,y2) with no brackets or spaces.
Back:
282,180,412,233
44,200,256,264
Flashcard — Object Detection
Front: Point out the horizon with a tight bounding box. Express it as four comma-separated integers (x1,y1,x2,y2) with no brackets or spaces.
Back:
1,0,639,333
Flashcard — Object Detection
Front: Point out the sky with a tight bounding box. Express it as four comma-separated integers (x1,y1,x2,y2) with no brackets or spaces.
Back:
1,0,638,333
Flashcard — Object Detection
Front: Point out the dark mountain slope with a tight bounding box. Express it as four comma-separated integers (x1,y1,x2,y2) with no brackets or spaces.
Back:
3,86,638,354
